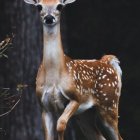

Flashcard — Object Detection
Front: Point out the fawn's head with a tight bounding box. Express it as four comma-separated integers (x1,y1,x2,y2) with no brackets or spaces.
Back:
24,0,76,26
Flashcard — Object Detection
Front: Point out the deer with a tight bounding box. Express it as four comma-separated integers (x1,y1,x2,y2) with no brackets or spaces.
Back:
24,0,123,140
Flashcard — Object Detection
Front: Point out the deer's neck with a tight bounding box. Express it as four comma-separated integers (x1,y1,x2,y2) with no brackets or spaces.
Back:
43,24,66,84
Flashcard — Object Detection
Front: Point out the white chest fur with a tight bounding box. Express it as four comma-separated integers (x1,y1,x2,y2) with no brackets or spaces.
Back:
41,85,66,112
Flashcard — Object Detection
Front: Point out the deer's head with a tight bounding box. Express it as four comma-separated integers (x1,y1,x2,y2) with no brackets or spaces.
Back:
24,0,76,26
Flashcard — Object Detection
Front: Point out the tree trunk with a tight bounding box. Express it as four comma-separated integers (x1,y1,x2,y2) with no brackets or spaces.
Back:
0,0,43,140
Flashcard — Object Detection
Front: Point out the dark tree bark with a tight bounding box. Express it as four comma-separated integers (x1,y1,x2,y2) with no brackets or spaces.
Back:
0,0,43,140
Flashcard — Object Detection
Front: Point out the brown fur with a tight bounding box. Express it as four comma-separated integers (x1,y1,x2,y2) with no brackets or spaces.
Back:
40,0,59,4
36,54,123,140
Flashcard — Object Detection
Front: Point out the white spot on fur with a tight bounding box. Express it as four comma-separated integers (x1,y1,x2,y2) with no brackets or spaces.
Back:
112,82,115,87
102,75,107,79
83,70,86,74
105,98,108,101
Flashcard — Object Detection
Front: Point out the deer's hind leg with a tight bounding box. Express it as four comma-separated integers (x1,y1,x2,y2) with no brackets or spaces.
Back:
96,105,123,140
95,74,122,140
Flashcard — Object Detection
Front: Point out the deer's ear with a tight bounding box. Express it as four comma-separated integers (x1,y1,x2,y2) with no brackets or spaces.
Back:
24,0,39,5
63,0,76,5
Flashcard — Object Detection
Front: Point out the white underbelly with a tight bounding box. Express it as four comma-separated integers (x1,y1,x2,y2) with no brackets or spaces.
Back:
76,97,94,114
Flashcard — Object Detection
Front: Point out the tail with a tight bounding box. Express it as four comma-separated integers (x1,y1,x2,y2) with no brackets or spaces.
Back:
101,55,122,97
101,55,122,77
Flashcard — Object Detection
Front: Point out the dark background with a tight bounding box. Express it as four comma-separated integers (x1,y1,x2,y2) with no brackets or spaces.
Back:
0,0,140,140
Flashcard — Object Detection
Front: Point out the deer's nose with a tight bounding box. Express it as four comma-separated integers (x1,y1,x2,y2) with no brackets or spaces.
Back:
44,15,55,25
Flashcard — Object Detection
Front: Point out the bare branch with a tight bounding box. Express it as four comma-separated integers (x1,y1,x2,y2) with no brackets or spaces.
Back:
0,34,14,58
0,98,21,117
0,88,21,118
0,84,28,118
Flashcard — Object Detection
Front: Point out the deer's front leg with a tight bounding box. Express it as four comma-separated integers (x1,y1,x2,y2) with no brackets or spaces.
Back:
42,111,56,140
36,63,45,99
57,100,79,140
42,111,48,140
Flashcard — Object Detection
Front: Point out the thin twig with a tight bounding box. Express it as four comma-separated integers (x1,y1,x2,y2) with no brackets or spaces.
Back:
0,84,28,117
0,98,21,117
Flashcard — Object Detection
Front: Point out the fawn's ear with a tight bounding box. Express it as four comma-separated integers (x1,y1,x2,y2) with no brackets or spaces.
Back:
62,0,76,5
24,0,39,5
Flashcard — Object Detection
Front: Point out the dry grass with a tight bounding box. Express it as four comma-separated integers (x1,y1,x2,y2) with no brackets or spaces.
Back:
0,34,14,58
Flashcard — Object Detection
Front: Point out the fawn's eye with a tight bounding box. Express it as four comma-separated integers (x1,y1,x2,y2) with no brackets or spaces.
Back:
56,4,64,12
36,4,42,12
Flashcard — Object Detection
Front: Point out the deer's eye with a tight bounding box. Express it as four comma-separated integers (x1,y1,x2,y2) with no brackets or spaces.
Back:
56,4,64,12
36,4,42,12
